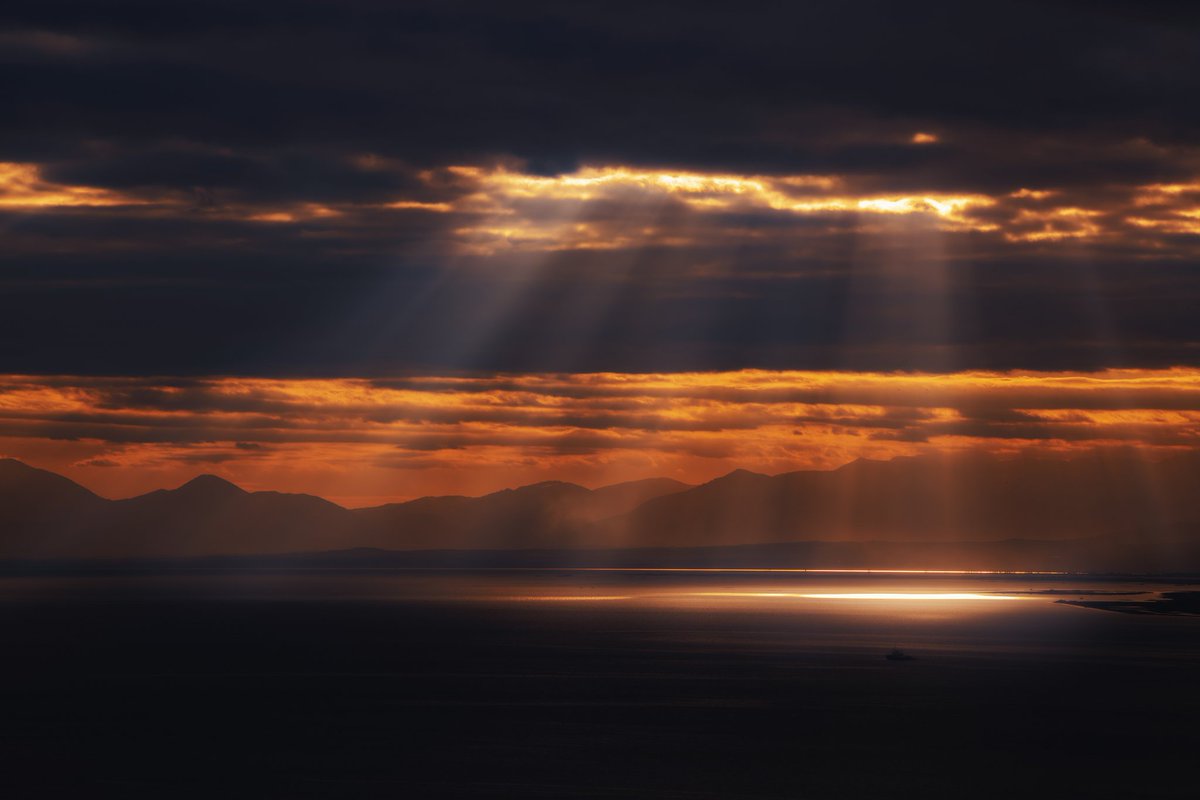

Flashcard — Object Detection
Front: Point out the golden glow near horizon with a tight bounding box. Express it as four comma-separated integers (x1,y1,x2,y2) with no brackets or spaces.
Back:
0,368,1198,504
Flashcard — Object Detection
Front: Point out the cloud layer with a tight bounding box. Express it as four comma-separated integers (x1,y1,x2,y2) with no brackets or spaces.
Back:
2,369,1197,504
2,2,1200,375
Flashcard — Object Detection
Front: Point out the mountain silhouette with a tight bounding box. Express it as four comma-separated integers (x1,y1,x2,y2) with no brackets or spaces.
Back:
352,478,691,550
0,453,1197,568
96,476,349,557
0,459,107,557
596,451,1200,548
0,465,692,558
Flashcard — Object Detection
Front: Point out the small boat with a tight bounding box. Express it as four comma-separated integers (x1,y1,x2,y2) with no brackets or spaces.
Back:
885,648,916,661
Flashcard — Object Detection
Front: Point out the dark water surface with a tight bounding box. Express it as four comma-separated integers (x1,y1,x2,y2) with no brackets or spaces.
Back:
1,570,1197,798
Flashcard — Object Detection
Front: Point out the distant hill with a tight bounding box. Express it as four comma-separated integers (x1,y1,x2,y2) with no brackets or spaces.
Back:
594,452,1200,548
352,477,692,550
0,459,107,557
95,475,351,557
0,463,691,557
0,452,1197,569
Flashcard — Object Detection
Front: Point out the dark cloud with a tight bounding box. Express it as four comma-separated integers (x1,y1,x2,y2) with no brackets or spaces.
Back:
2,1,1200,374
6,1,1199,167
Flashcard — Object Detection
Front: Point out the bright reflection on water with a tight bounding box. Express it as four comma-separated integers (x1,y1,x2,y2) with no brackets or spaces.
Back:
495,595,634,602
0,569,1189,621
697,592,1029,601
295,569,1185,616
480,586,1044,612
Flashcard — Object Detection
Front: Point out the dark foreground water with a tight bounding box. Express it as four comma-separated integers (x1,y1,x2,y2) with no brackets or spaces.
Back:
0,570,1197,799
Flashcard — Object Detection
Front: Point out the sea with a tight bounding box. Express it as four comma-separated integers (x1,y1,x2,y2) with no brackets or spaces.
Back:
0,568,1196,798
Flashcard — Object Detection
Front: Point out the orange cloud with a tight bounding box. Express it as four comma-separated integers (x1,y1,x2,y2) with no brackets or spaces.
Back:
400,165,1200,254
0,369,1197,505
7,159,1200,255
437,166,998,253
0,162,146,208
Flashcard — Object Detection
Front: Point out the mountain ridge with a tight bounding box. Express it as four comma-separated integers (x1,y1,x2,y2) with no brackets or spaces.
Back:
0,453,1197,567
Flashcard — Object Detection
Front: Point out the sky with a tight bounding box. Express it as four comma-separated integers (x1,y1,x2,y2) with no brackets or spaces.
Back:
2,1,1199,505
